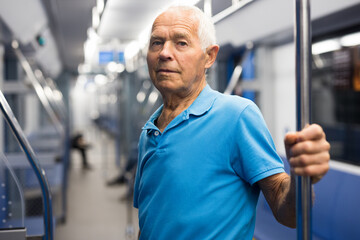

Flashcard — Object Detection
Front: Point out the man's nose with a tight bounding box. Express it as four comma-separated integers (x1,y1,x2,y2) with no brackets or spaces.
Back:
159,42,173,60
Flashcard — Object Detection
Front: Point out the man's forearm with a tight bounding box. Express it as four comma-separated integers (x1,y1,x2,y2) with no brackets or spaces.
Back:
275,175,297,228
258,173,296,228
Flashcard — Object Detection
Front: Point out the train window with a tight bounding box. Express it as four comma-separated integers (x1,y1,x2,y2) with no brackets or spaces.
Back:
312,31,360,166
4,57,18,81
3,94,24,153
3,48,24,82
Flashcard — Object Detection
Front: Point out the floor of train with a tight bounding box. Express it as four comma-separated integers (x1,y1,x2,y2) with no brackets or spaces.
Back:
55,127,139,240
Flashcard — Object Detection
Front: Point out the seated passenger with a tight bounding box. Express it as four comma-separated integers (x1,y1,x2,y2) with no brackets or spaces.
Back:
71,133,92,169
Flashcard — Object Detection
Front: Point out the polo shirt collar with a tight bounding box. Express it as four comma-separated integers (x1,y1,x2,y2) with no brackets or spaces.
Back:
142,84,217,131
142,105,163,131
186,84,217,117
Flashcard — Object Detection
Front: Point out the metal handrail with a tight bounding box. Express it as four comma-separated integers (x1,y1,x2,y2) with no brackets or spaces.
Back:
224,42,254,95
11,40,65,137
37,74,67,123
295,0,312,239
0,90,53,240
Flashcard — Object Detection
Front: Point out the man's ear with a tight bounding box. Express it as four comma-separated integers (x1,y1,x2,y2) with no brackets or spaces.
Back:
205,44,220,69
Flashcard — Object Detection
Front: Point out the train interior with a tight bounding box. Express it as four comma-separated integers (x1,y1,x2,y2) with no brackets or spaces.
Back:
0,0,360,239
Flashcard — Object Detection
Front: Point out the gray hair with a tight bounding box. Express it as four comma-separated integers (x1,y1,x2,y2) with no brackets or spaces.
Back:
163,5,217,51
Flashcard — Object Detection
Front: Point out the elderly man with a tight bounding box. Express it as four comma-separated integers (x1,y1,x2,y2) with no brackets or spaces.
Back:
133,5,330,240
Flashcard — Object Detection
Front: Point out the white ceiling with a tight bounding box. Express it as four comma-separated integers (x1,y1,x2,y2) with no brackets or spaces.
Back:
98,0,174,43
43,0,201,73
41,0,96,73
4,0,359,75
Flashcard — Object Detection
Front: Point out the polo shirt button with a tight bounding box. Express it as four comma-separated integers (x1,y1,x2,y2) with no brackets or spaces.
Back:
154,131,160,136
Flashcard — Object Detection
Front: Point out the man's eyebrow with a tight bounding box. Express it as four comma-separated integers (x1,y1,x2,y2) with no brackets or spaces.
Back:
149,32,192,41
173,32,191,40
150,34,163,40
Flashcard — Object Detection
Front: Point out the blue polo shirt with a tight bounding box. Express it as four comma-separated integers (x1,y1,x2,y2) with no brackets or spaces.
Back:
134,85,284,240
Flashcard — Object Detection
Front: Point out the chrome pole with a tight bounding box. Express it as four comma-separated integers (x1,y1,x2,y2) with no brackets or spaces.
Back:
295,0,312,239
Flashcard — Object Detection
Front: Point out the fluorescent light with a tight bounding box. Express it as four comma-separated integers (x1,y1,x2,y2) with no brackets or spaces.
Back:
125,41,140,60
87,27,100,41
312,39,341,55
204,0,212,16
172,0,200,6
84,39,97,64
137,91,146,103
92,7,100,29
148,91,159,104
340,32,360,47
53,90,63,101
95,74,107,85
75,75,88,90
138,26,151,49
78,64,91,74
106,62,117,72
116,63,125,73
97,0,104,14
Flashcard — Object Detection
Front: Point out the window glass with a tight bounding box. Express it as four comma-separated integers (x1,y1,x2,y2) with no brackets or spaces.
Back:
312,33,360,165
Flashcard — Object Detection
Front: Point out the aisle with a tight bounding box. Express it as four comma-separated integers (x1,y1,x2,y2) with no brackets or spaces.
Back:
55,130,138,240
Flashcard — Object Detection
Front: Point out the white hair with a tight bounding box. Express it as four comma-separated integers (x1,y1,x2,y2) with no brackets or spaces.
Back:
161,5,217,51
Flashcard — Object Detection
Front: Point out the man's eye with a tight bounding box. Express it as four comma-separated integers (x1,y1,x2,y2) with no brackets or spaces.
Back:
178,41,187,46
152,41,162,46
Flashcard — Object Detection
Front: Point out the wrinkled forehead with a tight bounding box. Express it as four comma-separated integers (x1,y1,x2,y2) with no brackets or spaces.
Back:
151,9,199,35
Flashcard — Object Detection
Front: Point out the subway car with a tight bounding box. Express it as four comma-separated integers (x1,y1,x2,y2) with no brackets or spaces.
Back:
0,0,359,239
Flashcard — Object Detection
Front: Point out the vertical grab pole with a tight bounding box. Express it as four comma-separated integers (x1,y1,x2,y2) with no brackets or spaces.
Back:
295,0,312,239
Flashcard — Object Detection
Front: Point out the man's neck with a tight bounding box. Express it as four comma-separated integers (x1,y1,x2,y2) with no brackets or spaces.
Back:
156,81,206,132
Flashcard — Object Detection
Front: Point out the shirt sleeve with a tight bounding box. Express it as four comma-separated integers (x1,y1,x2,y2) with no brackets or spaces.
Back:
232,102,285,185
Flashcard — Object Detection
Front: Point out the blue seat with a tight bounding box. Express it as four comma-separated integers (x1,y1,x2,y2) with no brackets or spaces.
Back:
254,162,360,240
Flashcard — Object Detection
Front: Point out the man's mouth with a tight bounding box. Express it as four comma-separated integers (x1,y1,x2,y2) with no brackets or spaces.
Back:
157,68,178,73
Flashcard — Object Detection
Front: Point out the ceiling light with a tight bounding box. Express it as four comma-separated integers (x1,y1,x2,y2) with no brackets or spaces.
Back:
137,91,146,103
204,0,212,16
87,27,100,41
97,0,104,14
138,27,151,49
92,7,100,29
312,39,341,55
172,0,201,6
78,64,91,74
340,32,360,47
116,63,125,73
11,40,19,49
53,90,63,101
148,91,159,104
125,41,140,60
75,75,88,90
95,74,108,85
84,39,98,64
106,62,118,73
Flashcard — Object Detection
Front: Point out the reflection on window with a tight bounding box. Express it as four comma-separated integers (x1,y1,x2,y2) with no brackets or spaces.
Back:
312,33,360,166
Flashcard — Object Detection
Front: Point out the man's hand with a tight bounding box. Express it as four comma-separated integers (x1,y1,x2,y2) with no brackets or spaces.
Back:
258,124,330,228
284,124,330,183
